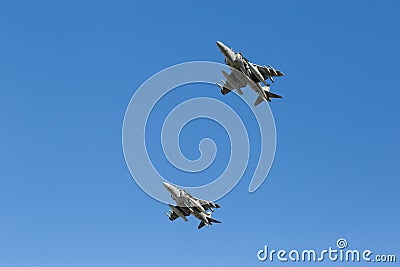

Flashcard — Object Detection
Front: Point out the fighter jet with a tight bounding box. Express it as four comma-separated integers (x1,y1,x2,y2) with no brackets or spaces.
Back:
216,41,284,106
163,182,222,229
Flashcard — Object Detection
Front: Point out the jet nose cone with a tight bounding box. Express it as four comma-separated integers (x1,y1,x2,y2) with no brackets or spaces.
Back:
163,182,180,197
163,182,171,189
216,41,226,51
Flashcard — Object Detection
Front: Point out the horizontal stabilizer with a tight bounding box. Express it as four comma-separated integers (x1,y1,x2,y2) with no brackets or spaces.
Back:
207,217,221,224
266,91,282,99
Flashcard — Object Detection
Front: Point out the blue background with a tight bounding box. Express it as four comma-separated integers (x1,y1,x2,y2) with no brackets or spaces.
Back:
1,0,399,266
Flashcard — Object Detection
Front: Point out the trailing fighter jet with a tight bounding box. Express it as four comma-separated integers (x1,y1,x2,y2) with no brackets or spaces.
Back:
163,182,222,229
216,41,284,106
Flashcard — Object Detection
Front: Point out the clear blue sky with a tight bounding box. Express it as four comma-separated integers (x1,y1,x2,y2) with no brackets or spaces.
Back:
1,0,399,266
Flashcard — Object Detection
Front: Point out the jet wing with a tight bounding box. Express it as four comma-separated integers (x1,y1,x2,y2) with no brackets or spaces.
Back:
165,205,191,221
192,197,221,212
217,68,247,95
255,64,284,83
176,205,191,216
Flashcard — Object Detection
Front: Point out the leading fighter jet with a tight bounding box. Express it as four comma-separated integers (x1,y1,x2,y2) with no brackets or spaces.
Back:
163,182,222,229
216,41,284,105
